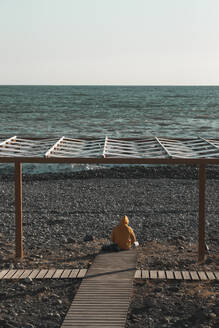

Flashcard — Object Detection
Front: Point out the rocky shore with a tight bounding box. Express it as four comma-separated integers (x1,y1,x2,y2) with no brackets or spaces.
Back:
0,166,218,327
1,165,219,256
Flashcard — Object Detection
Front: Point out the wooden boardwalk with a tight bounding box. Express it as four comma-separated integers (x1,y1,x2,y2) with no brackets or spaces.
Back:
134,269,219,280
61,249,137,327
0,264,218,327
0,268,218,281
0,268,87,279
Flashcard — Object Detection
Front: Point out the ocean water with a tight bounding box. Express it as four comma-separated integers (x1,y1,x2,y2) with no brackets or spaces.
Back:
0,85,219,174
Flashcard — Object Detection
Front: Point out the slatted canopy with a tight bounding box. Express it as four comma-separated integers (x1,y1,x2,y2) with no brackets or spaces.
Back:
1,136,219,161
0,136,217,262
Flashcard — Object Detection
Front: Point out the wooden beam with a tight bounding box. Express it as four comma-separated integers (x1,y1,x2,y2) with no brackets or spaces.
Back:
2,156,219,165
15,161,23,258
198,164,206,262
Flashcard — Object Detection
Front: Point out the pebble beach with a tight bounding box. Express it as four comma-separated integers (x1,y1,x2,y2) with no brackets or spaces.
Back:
1,165,219,251
0,165,219,327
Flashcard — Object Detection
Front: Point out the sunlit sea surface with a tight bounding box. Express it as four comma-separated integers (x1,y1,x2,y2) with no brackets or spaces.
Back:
0,85,219,174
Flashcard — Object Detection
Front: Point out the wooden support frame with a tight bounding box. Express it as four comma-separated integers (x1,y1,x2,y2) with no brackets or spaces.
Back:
198,164,206,262
1,136,218,261
15,161,23,258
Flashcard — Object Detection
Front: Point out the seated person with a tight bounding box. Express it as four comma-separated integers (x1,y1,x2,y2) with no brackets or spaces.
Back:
111,215,137,250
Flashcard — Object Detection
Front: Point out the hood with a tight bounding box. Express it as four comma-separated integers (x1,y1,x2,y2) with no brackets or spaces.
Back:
120,215,129,225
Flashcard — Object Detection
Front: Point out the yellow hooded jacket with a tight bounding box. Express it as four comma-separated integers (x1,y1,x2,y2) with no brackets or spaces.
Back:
111,215,136,250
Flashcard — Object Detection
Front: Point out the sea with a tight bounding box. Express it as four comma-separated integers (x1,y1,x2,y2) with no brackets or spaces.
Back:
0,85,219,174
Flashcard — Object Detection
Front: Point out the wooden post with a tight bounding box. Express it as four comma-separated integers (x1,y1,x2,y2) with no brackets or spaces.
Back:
198,164,205,262
15,161,23,258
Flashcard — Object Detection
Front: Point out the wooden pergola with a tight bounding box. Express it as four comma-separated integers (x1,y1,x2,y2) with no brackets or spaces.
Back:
1,135,219,261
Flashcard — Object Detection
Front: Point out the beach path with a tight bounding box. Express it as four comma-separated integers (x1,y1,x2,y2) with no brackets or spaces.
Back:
61,249,137,327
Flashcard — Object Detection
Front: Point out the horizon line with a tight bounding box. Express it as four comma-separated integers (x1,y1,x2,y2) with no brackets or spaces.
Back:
0,84,219,87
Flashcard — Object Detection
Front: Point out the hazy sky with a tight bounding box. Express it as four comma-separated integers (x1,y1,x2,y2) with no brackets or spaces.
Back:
1,0,219,85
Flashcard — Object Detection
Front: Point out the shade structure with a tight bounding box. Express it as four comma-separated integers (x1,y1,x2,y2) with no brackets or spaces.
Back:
1,136,218,262
0,136,219,160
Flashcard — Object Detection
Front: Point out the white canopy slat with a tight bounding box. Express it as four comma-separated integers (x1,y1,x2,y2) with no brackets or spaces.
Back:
0,136,17,147
45,137,65,157
155,137,172,157
0,136,219,159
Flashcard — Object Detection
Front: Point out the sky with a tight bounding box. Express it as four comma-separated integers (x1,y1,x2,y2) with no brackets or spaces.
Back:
0,0,219,85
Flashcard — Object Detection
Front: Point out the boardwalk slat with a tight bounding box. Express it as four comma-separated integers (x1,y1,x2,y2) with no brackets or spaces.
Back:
44,269,56,278
190,271,200,280
61,269,72,278
174,271,183,280
68,305,129,309
205,271,215,280
69,269,80,278
214,272,219,280
77,269,87,278
150,270,157,279
52,269,64,279
28,269,41,279
36,269,48,279
165,271,174,279
62,319,125,323
158,270,166,279
0,270,9,279
62,324,124,327
62,324,123,326
182,271,191,280
142,270,149,279
198,271,208,280
68,310,127,314
134,270,141,278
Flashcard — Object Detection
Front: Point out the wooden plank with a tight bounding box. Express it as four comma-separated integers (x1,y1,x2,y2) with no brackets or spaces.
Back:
68,309,127,314
15,161,23,259
0,270,9,279
75,294,130,299
78,287,131,292
65,316,126,321
182,271,191,280
73,299,130,303
190,271,200,280
165,271,174,279
44,269,56,278
174,271,183,280
77,269,87,278
158,270,166,279
28,269,41,279
198,271,208,280
52,269,64,279
214,271,219,280
198,164,206,262
35,269,48,279
11,269,25,279
69,269,80,278
62,326,125,328
61,269,72,278
134,270,141,278
62,323,124,327
150,270,157,279
142,270,149,279
205,271,215,280
2,270,16,279
19,270,33,279
68,304,129,309
63,323,125,326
